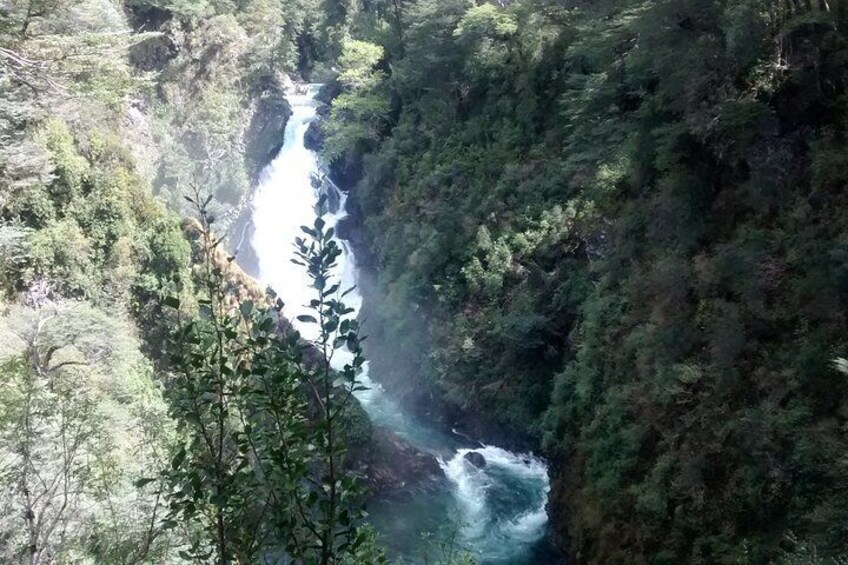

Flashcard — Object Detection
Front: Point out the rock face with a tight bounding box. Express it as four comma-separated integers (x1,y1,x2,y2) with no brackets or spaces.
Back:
328,152,364,192
464,451,487,469
347,428,446,498
304,119,324,152
244,76,293,183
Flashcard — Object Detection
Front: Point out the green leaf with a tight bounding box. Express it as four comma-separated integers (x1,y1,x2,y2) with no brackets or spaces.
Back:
171,447,186,470
297,314,318,324
163,296,181,309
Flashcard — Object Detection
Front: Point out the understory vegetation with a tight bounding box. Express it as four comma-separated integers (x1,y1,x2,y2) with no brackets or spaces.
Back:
0,1,383,563
316,0,848,562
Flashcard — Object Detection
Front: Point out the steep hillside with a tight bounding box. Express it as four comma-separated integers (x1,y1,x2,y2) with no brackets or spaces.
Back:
318,0,848,561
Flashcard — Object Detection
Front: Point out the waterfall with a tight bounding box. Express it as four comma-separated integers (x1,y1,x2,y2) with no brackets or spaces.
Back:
248,85,555,564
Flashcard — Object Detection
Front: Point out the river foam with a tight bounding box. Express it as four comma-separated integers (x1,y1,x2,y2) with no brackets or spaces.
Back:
440,447,551,558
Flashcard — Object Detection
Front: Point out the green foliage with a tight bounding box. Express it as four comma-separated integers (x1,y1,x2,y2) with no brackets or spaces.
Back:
148,13,253,215
0,2,193,311
326,0,848,561
125,0,323,223
337,39,385,88
453,3,517,70
454,5,517,41
0,299,176,563
0,4,271,561
159,194,385,563
126,0,236,18
323,38,390,160
0,0,393,562
0,112,189,315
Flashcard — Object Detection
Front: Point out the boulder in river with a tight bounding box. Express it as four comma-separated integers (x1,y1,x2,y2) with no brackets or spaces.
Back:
464,451,487,469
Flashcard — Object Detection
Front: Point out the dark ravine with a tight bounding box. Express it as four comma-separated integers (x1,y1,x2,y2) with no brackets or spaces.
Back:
325,135,577,561
302,53,570,565
314,108,566,561
248,85,557,563
314,118,544,457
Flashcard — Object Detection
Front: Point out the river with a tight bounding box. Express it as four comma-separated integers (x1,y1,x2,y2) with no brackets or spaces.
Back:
247,85,555,564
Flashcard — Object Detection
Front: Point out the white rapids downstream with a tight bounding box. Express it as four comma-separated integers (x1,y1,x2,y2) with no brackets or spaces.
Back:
247,85,555,563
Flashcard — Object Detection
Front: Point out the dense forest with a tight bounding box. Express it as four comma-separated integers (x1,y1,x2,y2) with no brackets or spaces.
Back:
2,0,848,563
0,1,386,563
316,0,848,562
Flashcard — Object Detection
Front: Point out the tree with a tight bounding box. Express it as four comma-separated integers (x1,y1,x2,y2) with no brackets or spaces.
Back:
0,285,175,563
159,194,383,564
323,39,389,160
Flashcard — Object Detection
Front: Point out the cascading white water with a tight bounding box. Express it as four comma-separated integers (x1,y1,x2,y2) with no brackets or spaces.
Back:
440,447,551,554
248,85,554,563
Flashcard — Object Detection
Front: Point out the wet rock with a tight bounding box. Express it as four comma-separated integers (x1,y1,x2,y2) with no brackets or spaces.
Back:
464,451,487,469
347,428,446,498
316,79,342,105
328,152,363,191
231,216,260,279
319,181,341,214
304,119,324,152
334,214,355,242
245,77,293,183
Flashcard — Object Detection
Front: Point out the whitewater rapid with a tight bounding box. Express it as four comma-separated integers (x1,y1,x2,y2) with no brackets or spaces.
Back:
248,85,554,563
